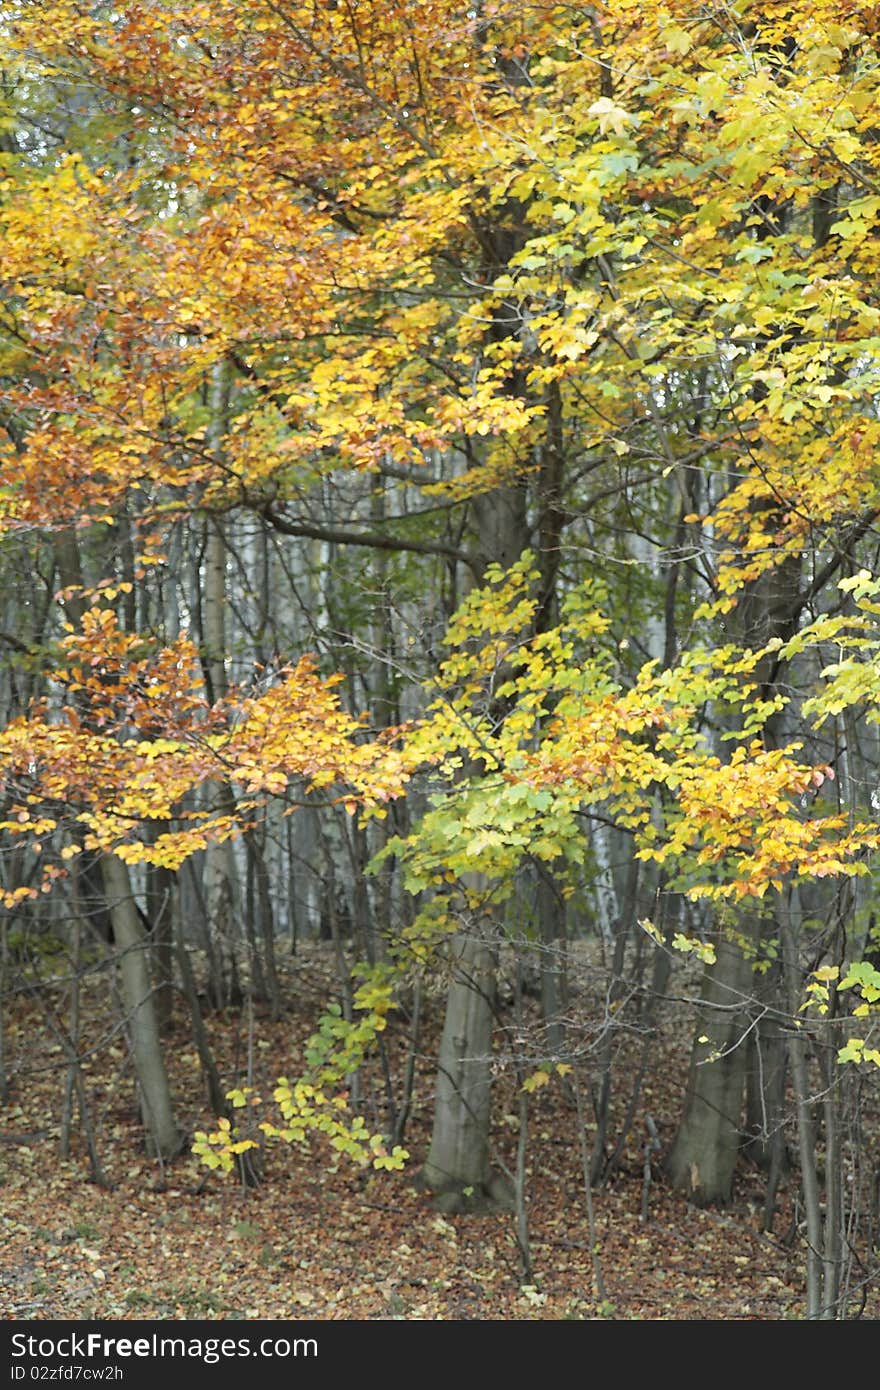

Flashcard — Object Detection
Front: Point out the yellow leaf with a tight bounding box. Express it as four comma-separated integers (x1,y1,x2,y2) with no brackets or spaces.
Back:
587,97,632,138
522,1069,551,1093
664,26,692,55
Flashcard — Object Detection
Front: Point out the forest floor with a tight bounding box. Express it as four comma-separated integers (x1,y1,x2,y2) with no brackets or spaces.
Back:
1,939,878,1322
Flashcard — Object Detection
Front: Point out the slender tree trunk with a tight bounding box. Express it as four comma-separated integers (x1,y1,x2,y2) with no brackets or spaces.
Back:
781,894,824,1319
535,860,568,1057
592,848,642,1180
819,1021,844,1318
200,359,250,1006
512,951,533,1281
245,828,281,1018
59,916,81,1158
392,982,422,1149
57,917,108,1184
0,916,9,1105
744,957,790,1229
145,853,176,1034
175,916,227,1117
203,836,242,1008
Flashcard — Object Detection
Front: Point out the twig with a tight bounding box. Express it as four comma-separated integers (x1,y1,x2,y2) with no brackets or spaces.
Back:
640,1114,661,1224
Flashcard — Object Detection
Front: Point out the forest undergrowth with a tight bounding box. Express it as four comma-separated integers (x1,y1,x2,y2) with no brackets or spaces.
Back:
3,939,875,1322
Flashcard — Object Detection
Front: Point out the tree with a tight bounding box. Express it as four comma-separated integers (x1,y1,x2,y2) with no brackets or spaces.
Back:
2,0,880,1315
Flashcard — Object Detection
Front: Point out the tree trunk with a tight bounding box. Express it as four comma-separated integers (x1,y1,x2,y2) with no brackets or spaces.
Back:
0,916,9,1104
145,854,176,1034
667,520,802,1202
101,852,183,1159
421,921,511,1211
666,931,755,1204
536,861,568,1057
422,457,530,1207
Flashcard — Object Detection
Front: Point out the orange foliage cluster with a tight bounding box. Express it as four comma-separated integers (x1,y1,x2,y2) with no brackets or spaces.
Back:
1,1,880,901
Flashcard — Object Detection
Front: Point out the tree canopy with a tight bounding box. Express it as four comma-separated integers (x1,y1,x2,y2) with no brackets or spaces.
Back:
2,0,880,1321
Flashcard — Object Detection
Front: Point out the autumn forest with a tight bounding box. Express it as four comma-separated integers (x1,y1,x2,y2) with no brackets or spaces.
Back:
1,0,880,1324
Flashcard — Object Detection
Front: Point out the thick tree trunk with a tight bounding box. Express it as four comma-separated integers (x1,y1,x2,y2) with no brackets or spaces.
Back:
422,449,530,1209
668,533,802,1202
101,852,183,1160
421,924,511,1211
666,932,754,1204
